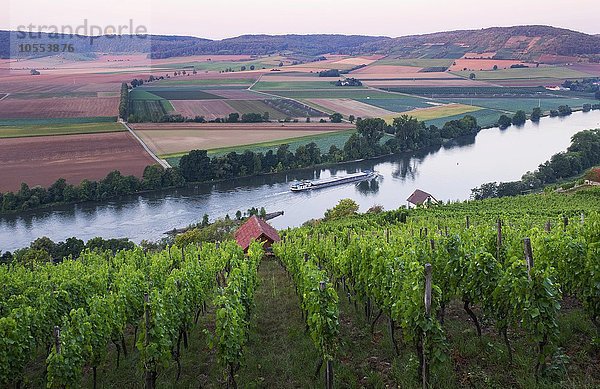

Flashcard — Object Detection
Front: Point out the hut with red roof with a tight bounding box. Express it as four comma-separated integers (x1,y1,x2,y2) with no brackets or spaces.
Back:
234,215,281,253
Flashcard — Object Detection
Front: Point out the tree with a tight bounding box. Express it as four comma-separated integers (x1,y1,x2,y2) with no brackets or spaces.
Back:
329,112,343,123
512,110,527,126
142,165,164,190
324,198,359,221
241,66,246,71
469,73,476,79
497,114,512,129
227,113,240,123
493,65,498,70
179,150,214,182
202,214,209,226
531,107,542,122
262,112,270,122
250,65,255,70
235,210,242,220
348,115,355,124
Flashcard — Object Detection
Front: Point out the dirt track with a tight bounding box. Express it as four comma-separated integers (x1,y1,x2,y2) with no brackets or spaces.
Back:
0,132,156,192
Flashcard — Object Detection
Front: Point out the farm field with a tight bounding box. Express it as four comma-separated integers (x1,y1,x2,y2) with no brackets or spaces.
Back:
452,66,593,81
267,89,402,99
424,108,505,128
384,103,482,123
0,97,119,119
448,59,536,71
368,58,455,68
0,132,156,192
306,98,396,118
355,96,437,112
252,80,363,91
170,100,238,120
226,100,290,120
0,122,124,138
129,122,354,157
443,97,600,113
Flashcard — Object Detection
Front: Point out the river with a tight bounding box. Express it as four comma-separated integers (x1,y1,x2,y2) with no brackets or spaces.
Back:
1,110,600,252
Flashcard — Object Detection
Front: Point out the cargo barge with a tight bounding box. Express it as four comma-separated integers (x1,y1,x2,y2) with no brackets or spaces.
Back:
290,171,377,192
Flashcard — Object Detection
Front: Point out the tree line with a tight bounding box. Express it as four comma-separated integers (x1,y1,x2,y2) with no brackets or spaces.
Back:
471,129,600,199
0,114,481,214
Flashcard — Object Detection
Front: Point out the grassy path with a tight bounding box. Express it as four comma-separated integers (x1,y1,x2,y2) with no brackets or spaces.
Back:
239,257,320,387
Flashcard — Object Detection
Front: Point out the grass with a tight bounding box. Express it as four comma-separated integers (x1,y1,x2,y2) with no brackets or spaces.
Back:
452,67,593,80
373,58,455,68
384,104,482,124
226,100,288,120
252,81,365,91
0,122,124,138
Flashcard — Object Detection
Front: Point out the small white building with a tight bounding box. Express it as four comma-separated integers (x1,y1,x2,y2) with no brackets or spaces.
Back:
407,189,438,209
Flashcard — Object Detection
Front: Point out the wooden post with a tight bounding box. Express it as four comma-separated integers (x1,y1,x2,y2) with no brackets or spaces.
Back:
423,264,432,389
524,238,534,279
563,216,569,231
581,212,585,225
385,229,389,244
144,293,155,389
181,247,185,261
319,281,333,389
53,326,61,354
496,219,502,260
430,239,435,251
304,253,309,262
544,221,552,232
466,216,470,229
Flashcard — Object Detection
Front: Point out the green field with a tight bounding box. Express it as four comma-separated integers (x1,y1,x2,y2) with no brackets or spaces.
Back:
252,81,365,91
154,78,255,86
424,108,504,128
452,67,593,80
443,97,599,113
267,89,403,99
0,117,118,126
226,100,289,120
372,58,455,68
0,122,124,138
128,89,164,100
382,86,552,97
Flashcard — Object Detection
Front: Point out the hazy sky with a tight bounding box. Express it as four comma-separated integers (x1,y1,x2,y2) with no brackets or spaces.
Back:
4,0,599,39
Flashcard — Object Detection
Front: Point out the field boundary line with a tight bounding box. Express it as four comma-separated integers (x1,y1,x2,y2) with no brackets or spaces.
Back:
120,120,171,169
0,93,9,102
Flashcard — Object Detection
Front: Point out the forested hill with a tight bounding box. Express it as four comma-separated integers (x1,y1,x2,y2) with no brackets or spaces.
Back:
1,25,599,60
360,25,600,59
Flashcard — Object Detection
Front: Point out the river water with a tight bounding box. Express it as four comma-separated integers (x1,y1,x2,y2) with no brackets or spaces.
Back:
2,110,600,252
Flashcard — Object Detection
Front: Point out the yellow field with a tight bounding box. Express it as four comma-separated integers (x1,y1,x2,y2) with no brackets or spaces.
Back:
383,104,481,124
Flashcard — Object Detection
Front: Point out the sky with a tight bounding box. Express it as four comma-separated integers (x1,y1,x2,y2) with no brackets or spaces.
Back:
3,0,599,39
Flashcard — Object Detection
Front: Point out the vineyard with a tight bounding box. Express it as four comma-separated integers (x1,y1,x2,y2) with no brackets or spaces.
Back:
1,189,600,388
0,241,262,388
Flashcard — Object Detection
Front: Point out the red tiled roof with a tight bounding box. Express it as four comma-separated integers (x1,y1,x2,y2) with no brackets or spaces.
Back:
407,189,436,205
234,215,280,250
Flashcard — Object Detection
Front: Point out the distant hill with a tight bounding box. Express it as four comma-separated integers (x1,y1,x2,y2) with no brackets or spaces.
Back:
1,25,598,61
357,26,600,60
